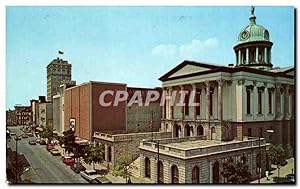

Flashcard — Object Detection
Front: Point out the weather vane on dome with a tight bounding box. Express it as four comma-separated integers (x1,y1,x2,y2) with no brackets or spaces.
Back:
251,6,255,15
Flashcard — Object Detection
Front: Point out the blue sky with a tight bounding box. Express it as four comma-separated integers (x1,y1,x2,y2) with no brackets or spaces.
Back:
6,6,294,109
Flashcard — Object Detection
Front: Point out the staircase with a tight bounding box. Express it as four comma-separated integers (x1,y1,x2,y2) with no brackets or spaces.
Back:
129,156,140,178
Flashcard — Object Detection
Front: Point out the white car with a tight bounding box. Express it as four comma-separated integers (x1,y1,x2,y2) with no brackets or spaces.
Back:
80,170,101,182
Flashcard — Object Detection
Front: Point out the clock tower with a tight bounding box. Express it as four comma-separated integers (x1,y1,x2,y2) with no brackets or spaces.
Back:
234,6,273,70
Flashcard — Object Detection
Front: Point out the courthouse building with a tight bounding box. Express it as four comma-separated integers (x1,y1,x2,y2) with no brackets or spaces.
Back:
139,8,294,183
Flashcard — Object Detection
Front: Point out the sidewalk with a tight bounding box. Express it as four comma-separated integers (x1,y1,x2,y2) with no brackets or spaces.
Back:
251,157,294,184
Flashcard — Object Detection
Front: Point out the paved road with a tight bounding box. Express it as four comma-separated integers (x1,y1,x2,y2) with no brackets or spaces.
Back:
7,126,88,184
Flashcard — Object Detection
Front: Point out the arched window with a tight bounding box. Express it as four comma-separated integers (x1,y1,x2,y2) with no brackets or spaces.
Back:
184,124,191,137
197,125,204,136
158,161,164,183
241,155,247,164
171,165,179,183
108,146,112,162
145,157,151,178
213,161,219,183
192,166,200,183
173,124,180,137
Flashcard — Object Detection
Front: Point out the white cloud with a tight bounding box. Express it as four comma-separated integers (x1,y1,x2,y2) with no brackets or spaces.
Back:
179,37,219,59
151,37,219,60
151,44,177,57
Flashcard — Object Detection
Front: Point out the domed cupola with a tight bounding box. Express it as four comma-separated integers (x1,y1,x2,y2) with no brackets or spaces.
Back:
234,6,273,70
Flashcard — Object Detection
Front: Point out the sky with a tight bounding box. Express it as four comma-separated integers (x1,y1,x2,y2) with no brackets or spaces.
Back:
6,6,294,109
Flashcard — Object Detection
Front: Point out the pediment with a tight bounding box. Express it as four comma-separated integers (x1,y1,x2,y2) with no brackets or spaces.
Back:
168,64,211,78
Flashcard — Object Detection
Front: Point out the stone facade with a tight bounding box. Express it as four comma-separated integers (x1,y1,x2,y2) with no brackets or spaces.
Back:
46,57,74,101
93,131,172,168
139,137,267,183
37,102,53,128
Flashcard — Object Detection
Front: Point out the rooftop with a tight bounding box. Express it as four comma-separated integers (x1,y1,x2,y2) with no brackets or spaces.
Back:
139,136,267,160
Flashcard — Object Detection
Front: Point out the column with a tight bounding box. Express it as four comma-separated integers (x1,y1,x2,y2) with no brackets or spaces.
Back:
275,84,281,118
217,80,223,121
264,47,268,63
104,144,108,161
285,85,289,118
205,81,211,121
255,47,259,63
162,88,166,119
169,87,174,119
269,48,272,64
192,84,197,120
246,48,249,64
180,85,184,120
238,50,241,65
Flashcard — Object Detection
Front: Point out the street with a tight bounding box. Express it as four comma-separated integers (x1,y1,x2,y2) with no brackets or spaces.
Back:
7,126,88,184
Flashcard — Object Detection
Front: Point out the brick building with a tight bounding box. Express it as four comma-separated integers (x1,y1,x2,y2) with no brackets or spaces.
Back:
64,81,162,141
14,105,32,126
6,109,16,126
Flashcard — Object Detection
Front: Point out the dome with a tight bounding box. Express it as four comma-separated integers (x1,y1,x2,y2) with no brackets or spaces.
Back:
237,14,270,45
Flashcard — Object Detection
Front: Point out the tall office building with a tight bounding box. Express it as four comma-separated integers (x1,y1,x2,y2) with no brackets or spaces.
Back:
46,57,73,101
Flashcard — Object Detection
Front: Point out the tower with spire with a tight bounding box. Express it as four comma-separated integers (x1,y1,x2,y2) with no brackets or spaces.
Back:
234,6,273,70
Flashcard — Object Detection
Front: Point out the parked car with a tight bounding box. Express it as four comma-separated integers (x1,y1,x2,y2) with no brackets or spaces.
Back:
28,140,37,145
46,143,55,151
39,140,46,145
26,132,34,137
80,170,101,182
70,162,86,173
90,176,112,184
10,132,16,136
285,174,295,182
50,149,61,156
62,156,75,165
20,134,29,138
36,138,41,143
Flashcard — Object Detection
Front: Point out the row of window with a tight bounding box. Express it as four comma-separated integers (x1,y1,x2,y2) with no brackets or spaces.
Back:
144,156,248,183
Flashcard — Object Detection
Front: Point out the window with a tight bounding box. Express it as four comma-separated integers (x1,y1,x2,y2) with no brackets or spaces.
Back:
246,89,251,114
209,88,214,116
158,161,164,183
268,89,273,114
241,156,247,164
107,146,112,162
145,157,151,178
184,91,190,115
196,89,201,115
197,125,204,136
171,165,179,183
184,124,191,137
192,166,200,183
247,128,252,137
212,161,220,183
258,89,263,114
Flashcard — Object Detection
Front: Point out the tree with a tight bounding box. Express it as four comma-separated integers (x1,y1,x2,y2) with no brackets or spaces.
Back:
61,129,76,154
112,154,137,183
269,145,287,177
40,123,56,144
220,158,252,183
83,144,105,170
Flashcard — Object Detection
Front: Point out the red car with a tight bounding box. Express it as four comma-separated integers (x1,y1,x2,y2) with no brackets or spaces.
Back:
62,156,75,165
70,162,86,173
46,143,55,151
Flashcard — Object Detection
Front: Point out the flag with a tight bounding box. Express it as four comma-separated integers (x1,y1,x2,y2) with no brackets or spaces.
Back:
58,50,64,55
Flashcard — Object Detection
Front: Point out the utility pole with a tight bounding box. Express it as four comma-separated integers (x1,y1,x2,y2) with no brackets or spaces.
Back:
258,127,262,184
15,136,21,183
157,140,160,183
150,111,154,141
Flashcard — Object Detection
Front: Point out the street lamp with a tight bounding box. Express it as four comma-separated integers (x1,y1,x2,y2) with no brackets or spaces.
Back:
14,136,21,183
